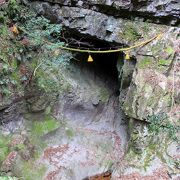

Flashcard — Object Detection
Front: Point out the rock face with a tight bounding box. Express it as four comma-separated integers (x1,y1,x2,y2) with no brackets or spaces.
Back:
31,1,179,46
39,0,180,26
30,0,180,122
123,27,180,121
0,0,179,179
28,1,180,178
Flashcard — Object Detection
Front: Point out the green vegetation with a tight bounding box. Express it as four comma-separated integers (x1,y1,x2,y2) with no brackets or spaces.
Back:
122,22,141,42
31,115,60,137
13,159,47,180
126,148,154,171
138,57,153,69
165,46,175,55
0,135,10,163
158,59,171,66
66,128,74,138
148,113,179,142
0,0,72,97
7,0,20,20
0,147,9,164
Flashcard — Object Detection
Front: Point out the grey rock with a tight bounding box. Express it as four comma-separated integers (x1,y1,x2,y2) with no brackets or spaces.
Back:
36,0,180,25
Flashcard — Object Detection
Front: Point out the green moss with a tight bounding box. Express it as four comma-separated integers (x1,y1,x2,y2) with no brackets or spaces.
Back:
0,137,9,148
138,57,153,69
122,22,141,42
0,15,5,23
147,96,158,107
0,175,18,179
126,145,155,170
31,115,60,137
0,135,10,163
142,22,150,32
143,153,153,171
15,160,47,180
158,59,171,66
165,46,175,55
66,128,74,138
0,24,8,36
16,143,26,151
126,129,178,171
0,147,9,163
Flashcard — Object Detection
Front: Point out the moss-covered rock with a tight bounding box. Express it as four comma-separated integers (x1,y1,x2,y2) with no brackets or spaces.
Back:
123,27,179,122
31,115,60,137
12,154,47,180
0,135,10,164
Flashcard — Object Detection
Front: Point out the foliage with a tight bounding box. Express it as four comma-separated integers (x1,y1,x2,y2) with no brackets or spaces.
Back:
22,16,71,65
20,13,72,92
0,1,72,96
7,0,20,20
148,113,179,142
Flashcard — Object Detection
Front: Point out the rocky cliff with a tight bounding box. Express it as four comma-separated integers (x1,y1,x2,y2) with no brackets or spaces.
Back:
0,0,179,179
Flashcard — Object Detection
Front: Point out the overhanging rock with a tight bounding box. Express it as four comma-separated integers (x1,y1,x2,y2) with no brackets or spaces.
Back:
37,0,180,26
30,1,169,46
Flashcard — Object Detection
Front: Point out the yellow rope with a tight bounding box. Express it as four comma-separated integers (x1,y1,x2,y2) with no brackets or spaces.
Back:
19,26,164,53
58,33,164,53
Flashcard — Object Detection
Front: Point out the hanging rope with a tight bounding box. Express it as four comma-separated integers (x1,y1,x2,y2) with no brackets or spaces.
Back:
18,26,164,62
57,33,164,53
19,25,164,54
56,33,164,62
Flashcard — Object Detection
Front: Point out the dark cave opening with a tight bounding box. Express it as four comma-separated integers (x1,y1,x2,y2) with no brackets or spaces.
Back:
72,50,123,97
61,30,125,96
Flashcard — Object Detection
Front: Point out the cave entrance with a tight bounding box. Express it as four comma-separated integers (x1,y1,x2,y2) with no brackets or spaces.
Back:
60,29,124,96
70,39,124,97
73,51,122,96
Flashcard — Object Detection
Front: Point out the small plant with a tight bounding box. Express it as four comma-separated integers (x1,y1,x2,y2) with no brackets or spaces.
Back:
148,113,179,142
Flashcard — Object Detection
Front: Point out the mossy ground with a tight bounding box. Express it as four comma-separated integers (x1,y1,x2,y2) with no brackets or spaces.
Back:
0,135,11,164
